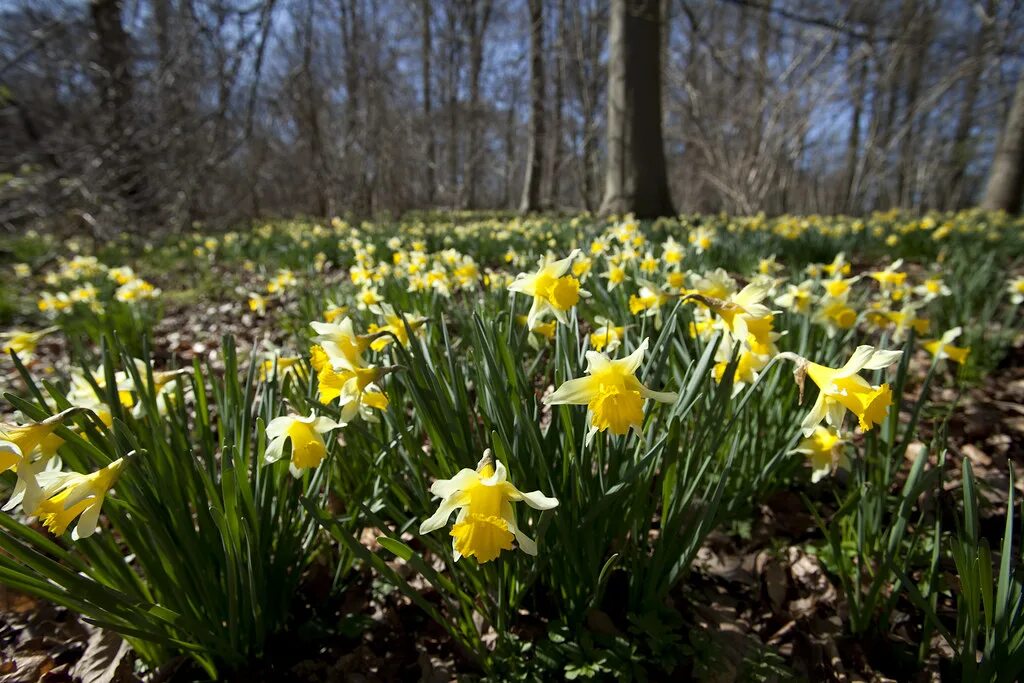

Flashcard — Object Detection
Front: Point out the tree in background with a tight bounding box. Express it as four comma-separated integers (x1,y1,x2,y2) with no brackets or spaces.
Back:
519,0,544,214
982,69,1024,214
599,0,675,218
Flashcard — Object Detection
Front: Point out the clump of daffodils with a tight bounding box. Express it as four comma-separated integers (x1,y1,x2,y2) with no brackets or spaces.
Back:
419,450,558,563
311,317,392,422
545,338,677,445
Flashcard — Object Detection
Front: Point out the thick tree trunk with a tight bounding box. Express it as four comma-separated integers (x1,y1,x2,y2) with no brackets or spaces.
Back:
465,1,492,209
90,0,151,221
421,0,435,204
548,0,565,208
519,0,544,213
948,0,995,209
843,37,867,213
599,0,675,218
981,71,1024,213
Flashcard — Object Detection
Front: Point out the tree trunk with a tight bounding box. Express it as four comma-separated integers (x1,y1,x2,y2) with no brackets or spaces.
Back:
465,1,492,209
843,36,867,213
548,0,565,208
599,0,675,218
421,0,435,205
981,70,1024,213
519,0,544,213
90,0,151,222
948,0,996,209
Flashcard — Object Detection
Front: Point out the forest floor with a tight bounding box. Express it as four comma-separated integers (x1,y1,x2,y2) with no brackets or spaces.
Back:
2,261,1022,683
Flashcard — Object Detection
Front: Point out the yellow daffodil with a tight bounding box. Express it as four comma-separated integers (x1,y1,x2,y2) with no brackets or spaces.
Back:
34,458,125,539
1007,277,1024,305
782,345,902,436
814,298,858,338
774,280,815,314
323,302,349,323
265,412,342,477
822,252,851,277
508,250,590,328
913,277,950,302
311,317,370,370
822,274,860,299
544,338,677,445
923,327,970,365
713,345,772,396
690,268,736,301
316,363,391,422
662,237,684,265
419,451,558,563
248,293,267,316
367,304,427,351
868,260,906,292
792,426,848,483
684,282,773,344
1,327,58,361
629,283,671,319
590,317,625,353
260,355,302,381
689,227,714,253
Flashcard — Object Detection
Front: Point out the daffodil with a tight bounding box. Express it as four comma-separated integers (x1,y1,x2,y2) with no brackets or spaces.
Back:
821,274,860,299
323,302,349,323
508,250,590,328
590,317,625,353
689,227,714,253
1007,277,1024,305
367,304,427,351
1,446,64,515
690,268,736,302
316,363,391,422
868,260,906,293
628,283,671,320
774,280,815,314
265,412,342,477
260,355,302,381
813,298,858,338
683,282,773,344
913,277,951,302
419,451,558,563
311,317,370,370
782,345,902,436
821,252,851,277
545,338,677,444
34,458,125,540
1,327,58,361
248,293,267,315
0,416,66,460
923,327,970,365
662,237,684,265
792,426,849,483
886,303,930,343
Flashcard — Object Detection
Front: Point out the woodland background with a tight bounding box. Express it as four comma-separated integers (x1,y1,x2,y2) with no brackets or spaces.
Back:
1,0,1024,234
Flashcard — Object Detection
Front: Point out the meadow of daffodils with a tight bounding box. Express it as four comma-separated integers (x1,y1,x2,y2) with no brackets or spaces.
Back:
1,210,1024,680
